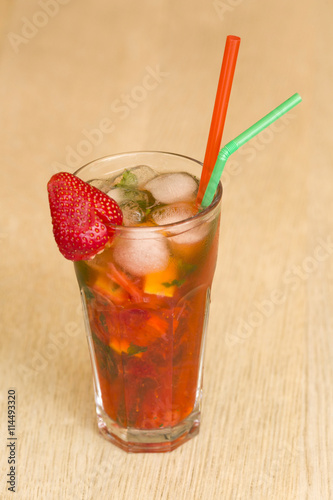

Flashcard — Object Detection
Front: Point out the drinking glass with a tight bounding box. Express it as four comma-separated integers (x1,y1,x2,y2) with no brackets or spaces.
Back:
74,151,222,452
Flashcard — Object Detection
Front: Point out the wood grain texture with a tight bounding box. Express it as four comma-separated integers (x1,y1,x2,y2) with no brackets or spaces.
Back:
0,0,332,499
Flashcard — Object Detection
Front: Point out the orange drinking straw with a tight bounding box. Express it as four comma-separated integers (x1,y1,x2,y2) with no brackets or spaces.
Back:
196,35,240,205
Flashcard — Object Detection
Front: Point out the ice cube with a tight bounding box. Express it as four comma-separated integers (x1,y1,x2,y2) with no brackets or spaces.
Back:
113,235,169,276
130,165,156,187
170,223,209,245
106,187,127,205
111,165,156,188
150,202,196,226
121,201,145,226
87,178,113,193
144,172,198,204
150,202,209,245
107,187,152,209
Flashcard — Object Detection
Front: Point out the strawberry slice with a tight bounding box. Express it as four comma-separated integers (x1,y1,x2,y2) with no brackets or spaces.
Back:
47,172,123,261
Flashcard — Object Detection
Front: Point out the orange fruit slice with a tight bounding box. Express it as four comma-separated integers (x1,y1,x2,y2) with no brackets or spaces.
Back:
144,259,178,297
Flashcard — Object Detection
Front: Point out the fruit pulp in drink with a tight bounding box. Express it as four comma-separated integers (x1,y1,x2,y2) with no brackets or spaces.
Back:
74,166,221,431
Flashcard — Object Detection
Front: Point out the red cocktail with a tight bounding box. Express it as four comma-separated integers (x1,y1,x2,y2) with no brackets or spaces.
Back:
49,151,222,452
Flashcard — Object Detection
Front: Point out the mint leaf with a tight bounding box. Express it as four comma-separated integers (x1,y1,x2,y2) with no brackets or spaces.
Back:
115,170,137,188
178,260,197,274
83,287,95,301
127,343,148,356
99,312,107,331
91,331,118,379
161,278,186,288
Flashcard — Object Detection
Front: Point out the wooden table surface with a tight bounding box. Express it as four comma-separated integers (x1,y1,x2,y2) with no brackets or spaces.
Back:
1,1,332,499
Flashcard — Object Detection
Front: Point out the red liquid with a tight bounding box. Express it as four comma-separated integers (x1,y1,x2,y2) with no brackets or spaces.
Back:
75,212,220,431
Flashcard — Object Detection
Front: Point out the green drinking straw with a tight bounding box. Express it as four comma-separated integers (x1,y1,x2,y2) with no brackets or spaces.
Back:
201,93,302,207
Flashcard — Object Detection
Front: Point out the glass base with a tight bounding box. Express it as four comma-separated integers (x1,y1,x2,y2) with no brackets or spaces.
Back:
96,405,200,453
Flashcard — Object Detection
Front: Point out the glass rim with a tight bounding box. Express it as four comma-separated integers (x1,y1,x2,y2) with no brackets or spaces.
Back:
74,150,223,233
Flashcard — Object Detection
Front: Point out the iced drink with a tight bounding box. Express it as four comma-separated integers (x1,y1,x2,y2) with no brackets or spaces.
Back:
48,151,222,452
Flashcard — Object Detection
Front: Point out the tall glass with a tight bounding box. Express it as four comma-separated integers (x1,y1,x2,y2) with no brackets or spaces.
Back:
74,152,222,452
